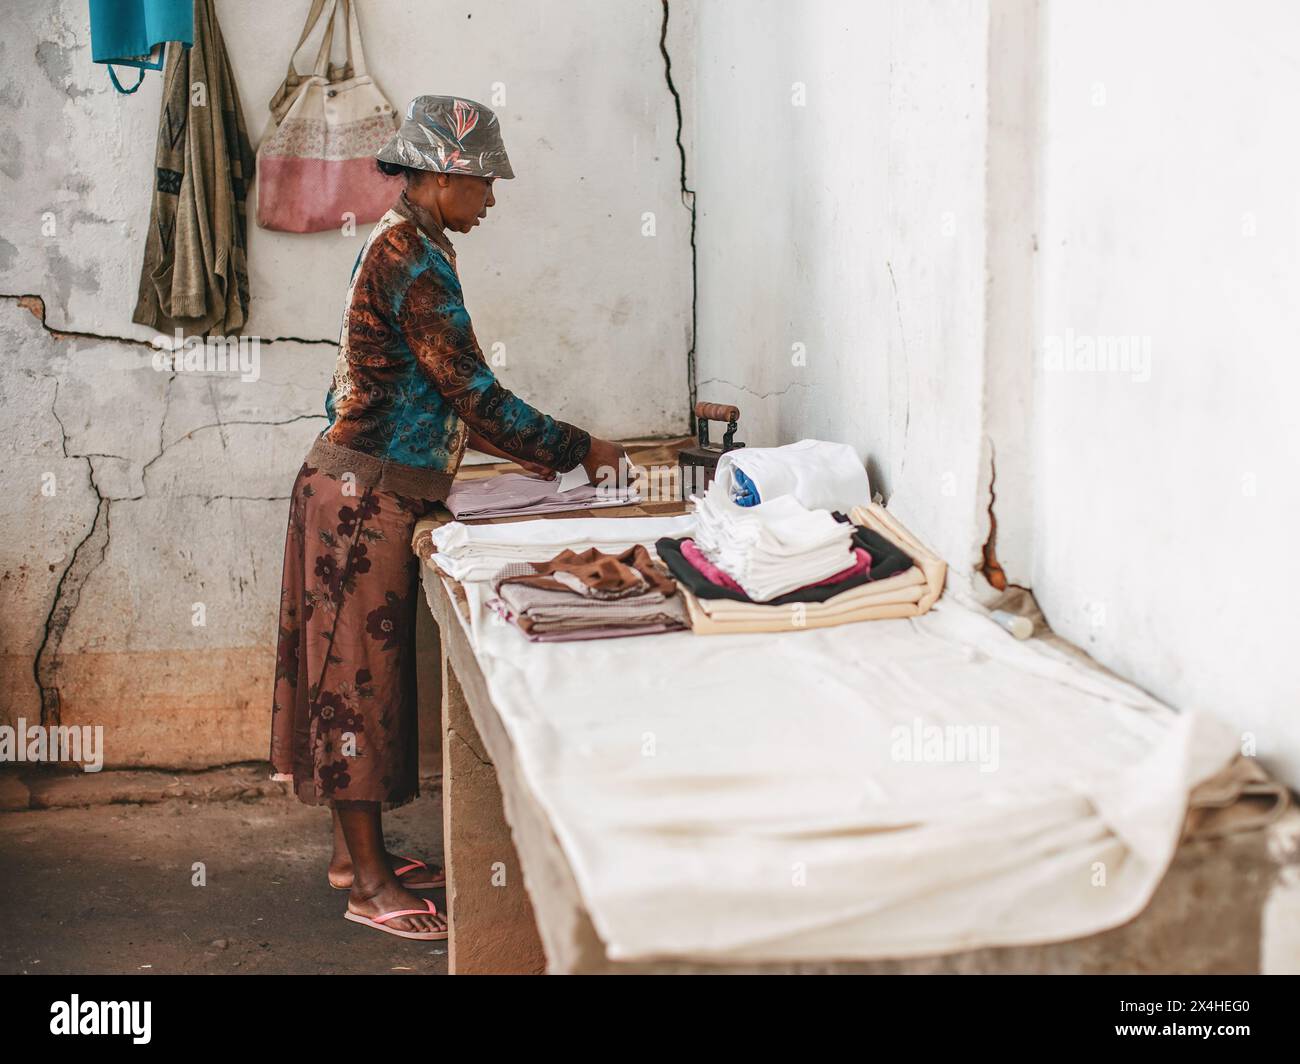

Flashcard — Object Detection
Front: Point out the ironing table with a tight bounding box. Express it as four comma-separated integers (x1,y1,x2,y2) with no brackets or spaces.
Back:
414,440,1293,975
417,437,691,973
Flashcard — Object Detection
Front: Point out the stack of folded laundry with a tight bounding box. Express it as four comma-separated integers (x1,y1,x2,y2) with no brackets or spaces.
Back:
420,514,696,582
655,467,948,633
688,478,861,600
446,466,638,521
660,499,947,635
487,545,688,642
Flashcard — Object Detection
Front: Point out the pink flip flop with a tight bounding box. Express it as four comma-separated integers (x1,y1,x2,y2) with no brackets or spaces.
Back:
329,855,446,891
344,897,449,941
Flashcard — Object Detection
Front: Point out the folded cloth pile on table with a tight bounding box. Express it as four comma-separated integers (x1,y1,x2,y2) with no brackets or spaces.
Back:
716,438,872,511
418,514,696,582
446,471,637,520
659,518,913,607
677,536,873,594
488,545,687,642
690,478,858,601
677,502,947,634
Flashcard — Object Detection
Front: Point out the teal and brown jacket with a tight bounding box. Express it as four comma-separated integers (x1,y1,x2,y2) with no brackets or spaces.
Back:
309,192,590,499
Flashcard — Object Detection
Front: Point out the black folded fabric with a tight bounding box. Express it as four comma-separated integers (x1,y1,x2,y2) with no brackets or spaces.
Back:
656,526,913,606
846,526,914,583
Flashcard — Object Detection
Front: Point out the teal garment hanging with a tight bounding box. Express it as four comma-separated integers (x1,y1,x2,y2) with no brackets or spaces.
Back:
88,0,194,94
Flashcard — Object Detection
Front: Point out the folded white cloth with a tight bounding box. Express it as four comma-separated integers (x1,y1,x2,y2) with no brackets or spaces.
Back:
428,514,697,582
716,438,872,511
691,479,855,601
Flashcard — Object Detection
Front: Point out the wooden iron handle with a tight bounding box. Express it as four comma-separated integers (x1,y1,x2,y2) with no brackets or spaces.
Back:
694,401,740,423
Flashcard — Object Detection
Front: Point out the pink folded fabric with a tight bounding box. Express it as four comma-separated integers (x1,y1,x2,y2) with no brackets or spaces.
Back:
680,538,745,592
680,538,872,594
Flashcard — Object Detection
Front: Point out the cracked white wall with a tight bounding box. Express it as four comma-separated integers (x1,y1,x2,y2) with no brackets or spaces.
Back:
0,0,696,766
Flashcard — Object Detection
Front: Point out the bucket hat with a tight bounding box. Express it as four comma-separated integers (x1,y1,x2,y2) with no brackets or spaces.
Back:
377,95,515,179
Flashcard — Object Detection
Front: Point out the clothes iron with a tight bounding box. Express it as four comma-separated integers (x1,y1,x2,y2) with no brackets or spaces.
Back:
678,402,744,500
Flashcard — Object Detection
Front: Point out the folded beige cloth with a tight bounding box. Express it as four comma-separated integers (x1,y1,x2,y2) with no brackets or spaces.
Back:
1183,756,1291,840
682,503,946,634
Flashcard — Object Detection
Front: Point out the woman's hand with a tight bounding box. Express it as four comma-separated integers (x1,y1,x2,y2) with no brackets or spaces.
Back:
580,436,633,490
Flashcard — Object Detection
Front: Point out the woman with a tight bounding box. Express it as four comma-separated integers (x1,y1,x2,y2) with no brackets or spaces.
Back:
270,95,626,940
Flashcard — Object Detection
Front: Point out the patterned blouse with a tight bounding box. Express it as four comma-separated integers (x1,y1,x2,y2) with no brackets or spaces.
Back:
312,192,591,499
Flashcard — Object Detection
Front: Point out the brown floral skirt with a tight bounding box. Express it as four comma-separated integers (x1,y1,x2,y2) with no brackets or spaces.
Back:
270,459,437,809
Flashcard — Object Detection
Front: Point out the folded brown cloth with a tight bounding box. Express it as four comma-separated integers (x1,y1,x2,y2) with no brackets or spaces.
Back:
488,557,688,641
496,545,676,599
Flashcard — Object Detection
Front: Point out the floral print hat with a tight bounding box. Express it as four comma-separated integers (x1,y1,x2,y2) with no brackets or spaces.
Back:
377,95,515,179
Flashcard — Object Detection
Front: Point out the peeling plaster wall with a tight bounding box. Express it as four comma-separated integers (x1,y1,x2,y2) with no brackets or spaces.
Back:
0,0,696,767
1031,0,1300,788
0,298,327,765
692,0,991,575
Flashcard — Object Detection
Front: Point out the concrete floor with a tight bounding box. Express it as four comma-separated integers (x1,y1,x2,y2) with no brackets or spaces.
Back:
0,782,448,975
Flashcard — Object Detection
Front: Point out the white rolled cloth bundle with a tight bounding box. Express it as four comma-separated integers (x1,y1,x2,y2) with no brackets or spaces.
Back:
716,438,872,511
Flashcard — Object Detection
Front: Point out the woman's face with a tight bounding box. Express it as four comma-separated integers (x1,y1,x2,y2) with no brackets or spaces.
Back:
415,172,496,234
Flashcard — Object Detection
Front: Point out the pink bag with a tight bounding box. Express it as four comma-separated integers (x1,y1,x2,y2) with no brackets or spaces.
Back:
255,0,402,233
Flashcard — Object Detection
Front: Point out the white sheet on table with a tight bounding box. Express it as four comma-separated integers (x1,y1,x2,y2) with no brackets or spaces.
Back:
456,574,1237,964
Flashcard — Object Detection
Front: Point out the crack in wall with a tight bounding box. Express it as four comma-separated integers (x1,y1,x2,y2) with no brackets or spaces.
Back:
190,495,292,503
138,414,324,497
4,293,337,347
658,0,698,430
977,434,1040,593
34,379,109,728
265,336,336,346
697,376,812,401
980,442,1007,591
13,292,325,726
979,440,1034,595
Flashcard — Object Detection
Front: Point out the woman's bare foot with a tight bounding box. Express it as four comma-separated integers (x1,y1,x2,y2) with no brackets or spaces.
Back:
347,877,448,936
328,850,443,890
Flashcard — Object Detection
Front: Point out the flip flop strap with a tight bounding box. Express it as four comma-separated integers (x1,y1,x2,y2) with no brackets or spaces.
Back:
372,899,438,925
393,855,428,877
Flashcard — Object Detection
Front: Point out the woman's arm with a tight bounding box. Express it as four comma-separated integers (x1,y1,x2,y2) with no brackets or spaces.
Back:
395,254,599,473
465,428,555,478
